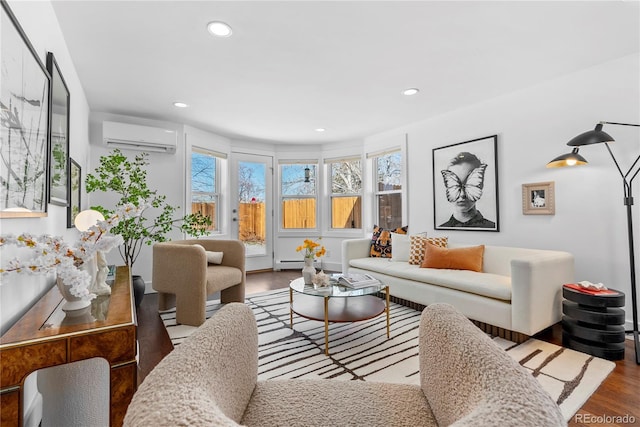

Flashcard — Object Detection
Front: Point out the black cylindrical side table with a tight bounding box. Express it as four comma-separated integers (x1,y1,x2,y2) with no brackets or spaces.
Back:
562,285,626,360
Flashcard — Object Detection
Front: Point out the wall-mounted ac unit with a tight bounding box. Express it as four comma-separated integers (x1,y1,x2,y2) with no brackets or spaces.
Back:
102,121,177,154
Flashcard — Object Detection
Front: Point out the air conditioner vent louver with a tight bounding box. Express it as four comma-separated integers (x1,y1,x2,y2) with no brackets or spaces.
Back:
102,121,177,154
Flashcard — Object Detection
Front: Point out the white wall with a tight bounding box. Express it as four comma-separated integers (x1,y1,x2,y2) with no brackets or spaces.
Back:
0,1,96,425
365,53,640,331
96,54,640,329
88,112,186,285
0,0,91,333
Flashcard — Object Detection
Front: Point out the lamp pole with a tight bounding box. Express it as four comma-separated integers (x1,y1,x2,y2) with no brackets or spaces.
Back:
550,121,640,364
602,131,640,364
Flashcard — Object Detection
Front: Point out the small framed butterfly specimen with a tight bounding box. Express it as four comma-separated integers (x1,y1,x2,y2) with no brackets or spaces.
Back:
432,135,499,231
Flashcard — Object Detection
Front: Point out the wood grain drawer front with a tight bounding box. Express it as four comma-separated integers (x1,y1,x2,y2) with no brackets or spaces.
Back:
110,363,137,427
1,390,20,427
69,327,136,365
0,340,67,387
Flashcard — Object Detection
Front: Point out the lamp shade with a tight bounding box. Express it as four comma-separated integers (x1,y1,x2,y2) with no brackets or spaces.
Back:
546,148,588,168
74,209,105,231
567,124,615,147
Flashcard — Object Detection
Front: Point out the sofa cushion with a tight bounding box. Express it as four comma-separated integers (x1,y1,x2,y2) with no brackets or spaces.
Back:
348,257,511,301
409,235,448,265
370,225,408,258
421,243,484,272
242,379,437,427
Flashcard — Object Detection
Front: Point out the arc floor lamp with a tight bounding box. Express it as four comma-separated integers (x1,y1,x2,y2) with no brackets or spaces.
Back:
547,121,640,365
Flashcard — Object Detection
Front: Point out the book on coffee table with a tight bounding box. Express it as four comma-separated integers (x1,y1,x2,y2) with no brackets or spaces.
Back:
337,273,381,288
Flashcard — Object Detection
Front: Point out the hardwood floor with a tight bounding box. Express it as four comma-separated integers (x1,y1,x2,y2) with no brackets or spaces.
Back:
136,271,639,426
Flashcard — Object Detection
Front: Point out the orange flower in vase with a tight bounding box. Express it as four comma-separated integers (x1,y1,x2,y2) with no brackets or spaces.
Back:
296,238,325,284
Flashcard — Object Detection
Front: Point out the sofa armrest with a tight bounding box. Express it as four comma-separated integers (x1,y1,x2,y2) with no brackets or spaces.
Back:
124,303,258,426
419,303,565,427
341,238,371,274
152,242,208,294
510,251,574,335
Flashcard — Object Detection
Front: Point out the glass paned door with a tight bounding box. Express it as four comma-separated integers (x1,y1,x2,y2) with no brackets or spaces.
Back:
231,153,273,271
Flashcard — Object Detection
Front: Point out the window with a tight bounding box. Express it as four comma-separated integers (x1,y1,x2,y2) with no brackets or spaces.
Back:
191,148,221,232
373,150,402,229
280,162,317,229
328,158,362,229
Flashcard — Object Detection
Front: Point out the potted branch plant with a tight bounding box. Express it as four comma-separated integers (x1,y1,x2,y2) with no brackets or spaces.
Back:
86,149,211,306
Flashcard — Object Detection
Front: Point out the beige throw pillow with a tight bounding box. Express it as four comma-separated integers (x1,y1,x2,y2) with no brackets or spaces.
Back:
192,244,224,264
206,251,224,264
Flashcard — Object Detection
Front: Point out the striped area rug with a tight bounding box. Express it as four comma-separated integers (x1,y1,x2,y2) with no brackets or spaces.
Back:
160,288,615,421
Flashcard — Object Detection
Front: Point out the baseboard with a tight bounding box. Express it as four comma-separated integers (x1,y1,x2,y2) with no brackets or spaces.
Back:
274,260,341,272
624,319,639,333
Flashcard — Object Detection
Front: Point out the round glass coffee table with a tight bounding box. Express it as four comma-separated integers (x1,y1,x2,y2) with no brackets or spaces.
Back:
289,276,390,355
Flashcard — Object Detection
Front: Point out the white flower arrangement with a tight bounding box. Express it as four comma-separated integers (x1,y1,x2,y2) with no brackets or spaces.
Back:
0,204,143,299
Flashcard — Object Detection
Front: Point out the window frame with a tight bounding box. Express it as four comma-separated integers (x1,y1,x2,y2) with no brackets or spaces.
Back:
278,160,320,231
326,156,363,230
370,148,404,229
190,146,222,234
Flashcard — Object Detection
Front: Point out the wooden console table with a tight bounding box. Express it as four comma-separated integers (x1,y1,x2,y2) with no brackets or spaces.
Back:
0,266,137,427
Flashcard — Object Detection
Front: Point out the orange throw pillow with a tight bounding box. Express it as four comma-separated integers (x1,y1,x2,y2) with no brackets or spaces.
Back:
421,243,485,272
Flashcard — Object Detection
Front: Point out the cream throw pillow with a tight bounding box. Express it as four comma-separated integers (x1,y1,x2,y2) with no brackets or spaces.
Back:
391,233,410,262
192,244,224,264
206,251,224,264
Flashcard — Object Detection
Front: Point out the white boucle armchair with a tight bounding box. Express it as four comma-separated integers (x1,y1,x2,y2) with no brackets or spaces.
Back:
124,303,565,427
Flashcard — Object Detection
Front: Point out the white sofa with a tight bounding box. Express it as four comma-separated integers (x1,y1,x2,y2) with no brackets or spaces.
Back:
342,238,574,337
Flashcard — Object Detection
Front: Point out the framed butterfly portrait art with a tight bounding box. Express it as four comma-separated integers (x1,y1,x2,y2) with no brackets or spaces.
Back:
432,135,499,232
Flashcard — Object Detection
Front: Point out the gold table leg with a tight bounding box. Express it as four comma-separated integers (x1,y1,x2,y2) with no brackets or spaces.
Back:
324,296,329,355
289,287,293,329
385,286,390,338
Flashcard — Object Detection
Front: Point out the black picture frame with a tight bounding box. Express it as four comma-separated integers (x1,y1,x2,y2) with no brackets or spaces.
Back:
67,158,81,228
432,135,499,232
0,0,51,218
46,52,70,206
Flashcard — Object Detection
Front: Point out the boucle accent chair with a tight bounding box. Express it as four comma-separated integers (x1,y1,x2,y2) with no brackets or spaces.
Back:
124,303,566,427
152,239,245,326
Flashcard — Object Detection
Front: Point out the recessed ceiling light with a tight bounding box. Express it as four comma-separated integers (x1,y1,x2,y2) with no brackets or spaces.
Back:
402,88,419,96
315,128,326,132
173,102,188,108
207,21,232,37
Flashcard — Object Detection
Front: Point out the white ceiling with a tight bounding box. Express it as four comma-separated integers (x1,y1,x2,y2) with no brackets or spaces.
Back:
51,1,640,144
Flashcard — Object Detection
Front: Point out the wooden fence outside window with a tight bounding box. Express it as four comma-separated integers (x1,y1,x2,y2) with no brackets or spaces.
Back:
192,197,361,241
